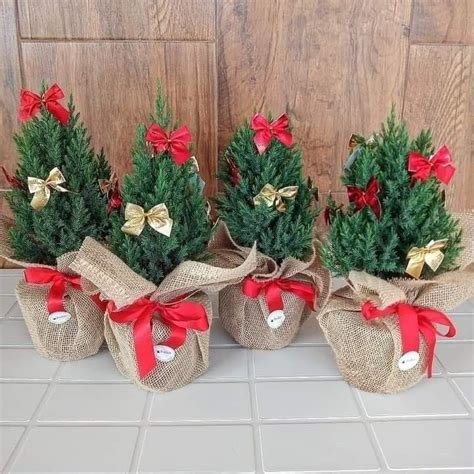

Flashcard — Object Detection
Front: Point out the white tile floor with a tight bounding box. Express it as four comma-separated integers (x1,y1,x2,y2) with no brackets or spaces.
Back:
0,269,473,473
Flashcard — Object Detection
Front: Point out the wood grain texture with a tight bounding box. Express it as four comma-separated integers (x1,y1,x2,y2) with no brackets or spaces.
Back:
18,0,215,40
217,0,412,193
411,0,474,44
403,45,473,211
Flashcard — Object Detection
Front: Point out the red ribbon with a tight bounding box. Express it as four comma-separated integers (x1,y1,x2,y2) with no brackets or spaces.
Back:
250,113,293,155
107,297,209,378
18,84,69,126
145,124,192,166
347,176,381,218
362,301,456,377
1,166,22,189
226,157,240,186
242,276,316,313
408,145,456,185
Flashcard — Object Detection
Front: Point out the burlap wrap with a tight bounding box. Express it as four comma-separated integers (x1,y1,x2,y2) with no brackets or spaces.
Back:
208,221,332,349
70,236,257,391
0,215,105,361
318,212,474,393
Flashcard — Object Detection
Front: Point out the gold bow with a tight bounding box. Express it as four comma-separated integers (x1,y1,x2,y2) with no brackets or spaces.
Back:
28,167,69,210
98,172,118,195
405,239,448,279
253,183,298,212
121,203,173,237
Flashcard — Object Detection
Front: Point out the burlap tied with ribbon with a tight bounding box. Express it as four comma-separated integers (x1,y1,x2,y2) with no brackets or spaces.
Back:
208,222,331,349
318,212,474,393
70,236,257,391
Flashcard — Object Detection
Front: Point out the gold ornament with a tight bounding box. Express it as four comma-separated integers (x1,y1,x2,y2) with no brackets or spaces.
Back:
253,184,298,212
28,167,69,210
405,239,448,279
121,203,173,237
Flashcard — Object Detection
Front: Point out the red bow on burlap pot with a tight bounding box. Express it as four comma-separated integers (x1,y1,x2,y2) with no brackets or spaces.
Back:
18,84,69,126
347,176,381,218
408,145,456,185
145,124,192,165
107,297,209,378
250,113,293,155
362,301,456,377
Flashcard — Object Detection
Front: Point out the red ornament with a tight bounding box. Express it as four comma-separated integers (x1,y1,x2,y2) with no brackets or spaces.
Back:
226,156,240,186
107,188,123,213
250,113,293,154
1,166,22,189
145,124,192,166
18,83,69,126
408,145,455,185
347,176,381,218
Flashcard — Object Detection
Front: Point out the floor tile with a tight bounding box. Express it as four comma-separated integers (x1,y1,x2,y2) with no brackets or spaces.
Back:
436,342,474,374
38,383,146,422
256,380,359,420
449,313,474,340
260,423,379,472
139,425,255,472
0,296,17,318
452,377,474,408
199,347,248,379
0,348,59,380
150,382,251,422
291,318,326,344
10,426,138,472
450,298,474,314
0,271,22,295
3,302,23,319
373,419,474,469
0,383,48,421
210,318,238,346
0,427,24,471
0,320,32,345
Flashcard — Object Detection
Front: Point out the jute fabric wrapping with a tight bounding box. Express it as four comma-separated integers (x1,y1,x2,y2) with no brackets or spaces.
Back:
0,216,105,361
70,236,257,391
318,212,474,393
208,221,332,350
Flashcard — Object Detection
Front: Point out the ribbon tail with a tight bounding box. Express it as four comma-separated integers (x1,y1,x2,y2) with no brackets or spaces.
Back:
419,322,437,378
265,283,284,313
397,304,421,354
162,324,187,349
47,279,66,314
45,101,70,126
133,314,156,379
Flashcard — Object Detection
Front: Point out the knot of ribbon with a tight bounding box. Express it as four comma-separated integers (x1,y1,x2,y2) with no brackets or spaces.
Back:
145,124,192,165
408,145,455,185
406,239,448,279
253,183,298,212
250,113,293,154
362,301,456,377
347,176,381,218
121,202,173,237
18,83,69,126
107,297,209,378
28,167,69,210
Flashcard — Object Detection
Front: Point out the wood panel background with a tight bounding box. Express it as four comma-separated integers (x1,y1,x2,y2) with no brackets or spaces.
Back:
0,0,472,266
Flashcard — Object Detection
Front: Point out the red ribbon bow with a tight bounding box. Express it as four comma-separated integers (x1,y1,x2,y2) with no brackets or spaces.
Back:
107,297,209,378
18,84,69,126
408,145,456,185
250,113,293,155
145,124,192,166
362,301,456,377
347,176,381,218
242,276,316,314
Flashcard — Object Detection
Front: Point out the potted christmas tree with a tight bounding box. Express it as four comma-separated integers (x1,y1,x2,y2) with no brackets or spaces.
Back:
212,113,331,349
320,110,474,393
0,83,112,360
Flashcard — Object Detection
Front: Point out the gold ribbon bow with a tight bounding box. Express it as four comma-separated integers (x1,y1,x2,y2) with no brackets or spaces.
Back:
253,183,298,212
121,203,173,237
405,239,448,279
28,167,69,210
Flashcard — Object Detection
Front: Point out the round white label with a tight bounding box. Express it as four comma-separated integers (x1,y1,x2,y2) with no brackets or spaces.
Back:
154,345,176,363
398,351,420,371
267,310,285,329
48,311,72,325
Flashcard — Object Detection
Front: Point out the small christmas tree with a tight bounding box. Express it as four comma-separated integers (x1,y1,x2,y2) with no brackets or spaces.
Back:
109,83,211,285
215,113,318,262
5,83,111,265
321,109,462,279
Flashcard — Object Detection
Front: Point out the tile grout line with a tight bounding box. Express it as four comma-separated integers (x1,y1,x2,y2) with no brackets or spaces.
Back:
128,391,153,473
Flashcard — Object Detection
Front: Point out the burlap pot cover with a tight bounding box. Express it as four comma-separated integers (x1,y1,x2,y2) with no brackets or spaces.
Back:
0,215,105,361
70,236,257,391
318,212,474,393
208,221,332,350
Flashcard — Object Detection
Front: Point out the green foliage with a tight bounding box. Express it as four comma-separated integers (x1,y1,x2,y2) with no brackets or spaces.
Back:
321,109,462,279
215,117,318,262
6,90,111,265
109,84,211,285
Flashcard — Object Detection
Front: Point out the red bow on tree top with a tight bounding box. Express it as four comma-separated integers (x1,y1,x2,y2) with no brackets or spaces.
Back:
18,83,69,126
145,124,192,166
250,113,293,155
347,176,381,218
408,145,455,185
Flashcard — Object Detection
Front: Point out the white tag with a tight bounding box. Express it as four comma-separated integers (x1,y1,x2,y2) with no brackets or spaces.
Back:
398,351,420,371
48,311,72,325
154,345,175,363
267,310,285,329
